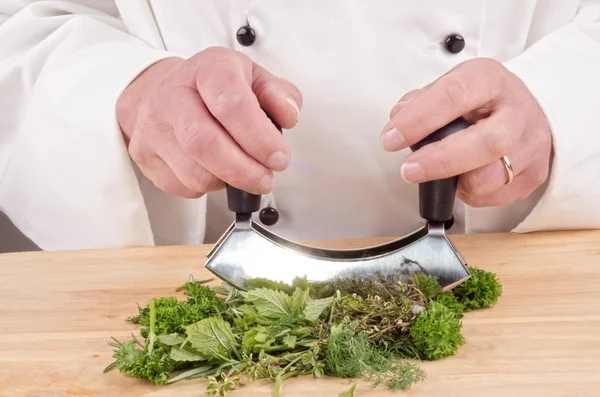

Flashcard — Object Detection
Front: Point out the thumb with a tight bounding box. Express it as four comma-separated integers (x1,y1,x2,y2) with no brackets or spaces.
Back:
252,63,303,129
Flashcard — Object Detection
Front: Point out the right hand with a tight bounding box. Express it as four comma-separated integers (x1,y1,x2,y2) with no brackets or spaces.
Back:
116,46,302,198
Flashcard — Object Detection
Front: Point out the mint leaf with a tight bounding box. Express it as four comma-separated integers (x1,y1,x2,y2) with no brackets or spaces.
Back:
242,326,277,354
240,288,292,319
186,317,239,361
282,334,297,349
157,334,186,346
290,288,310,316
304,296,334,322
170,345,206,362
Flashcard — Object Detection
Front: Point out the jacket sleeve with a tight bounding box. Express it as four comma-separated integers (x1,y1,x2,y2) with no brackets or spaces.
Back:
0,1,182,249
500,1,600,233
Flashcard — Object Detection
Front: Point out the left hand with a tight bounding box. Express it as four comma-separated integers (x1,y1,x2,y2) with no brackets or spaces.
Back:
381,57,553,207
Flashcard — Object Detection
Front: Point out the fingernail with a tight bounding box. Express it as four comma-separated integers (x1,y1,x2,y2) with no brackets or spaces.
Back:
285,96,300,118
267,151,289,170
401,162,424,183
381,127,405,151
259,174,274,193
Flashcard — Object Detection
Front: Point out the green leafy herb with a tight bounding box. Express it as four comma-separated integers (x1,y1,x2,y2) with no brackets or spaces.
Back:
105,266,501,395
103,300,187,385
453,267,503,311
339,383,357,397
412,273,443,300
304,296,334,322
410,301,465,360
240,288,295,320
204,373,240,396
325,320,426,389
434,291,465,318
273,373,284,397
186,317,240,361
129,281,226,337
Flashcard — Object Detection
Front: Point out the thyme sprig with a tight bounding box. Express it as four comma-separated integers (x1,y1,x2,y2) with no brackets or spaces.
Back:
105,265,502,395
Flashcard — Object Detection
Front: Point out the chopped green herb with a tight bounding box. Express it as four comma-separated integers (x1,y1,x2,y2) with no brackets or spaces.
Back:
105,266,502,395
129,281,226,337
410,301,465,360
339,383,357,397
434,291,465,318
453,267,503,311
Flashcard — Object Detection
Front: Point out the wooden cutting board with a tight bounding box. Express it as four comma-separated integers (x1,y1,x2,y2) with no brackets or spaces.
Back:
1,230,599,397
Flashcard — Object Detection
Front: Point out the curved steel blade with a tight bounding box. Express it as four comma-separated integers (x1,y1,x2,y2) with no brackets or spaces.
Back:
204,220,470,292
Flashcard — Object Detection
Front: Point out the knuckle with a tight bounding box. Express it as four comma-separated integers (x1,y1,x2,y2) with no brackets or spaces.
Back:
116,91,135,123
477,58,504,94
135,104,153,124
484,123,512,158
459,193,484,208
443,74,476,108
537,126,553,149
514,187,535,203
180,121,219,159
156,79,172,99
151,174,175,193
198,177,220,193
479,57,502,74
187,164,217,193
530,167,549,187
211,87,248,121
201,46,225,56
400,88,423,102
128,139,150,166
194,169,215,193
434,140,458,177
195,46,231,63
460,173,486,196
127,142,143,164
153,175,202,199
225,167,256,191
232,168,254,189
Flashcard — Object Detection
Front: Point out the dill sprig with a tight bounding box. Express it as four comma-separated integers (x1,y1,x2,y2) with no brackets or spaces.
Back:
105,266,502,395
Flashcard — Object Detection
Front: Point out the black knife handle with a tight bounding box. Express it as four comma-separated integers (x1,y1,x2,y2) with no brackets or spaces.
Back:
409,117,471,223
225,110,282,218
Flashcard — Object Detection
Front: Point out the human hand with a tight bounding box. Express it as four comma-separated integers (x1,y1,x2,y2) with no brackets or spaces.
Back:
381,58,553,207
116,46,302,198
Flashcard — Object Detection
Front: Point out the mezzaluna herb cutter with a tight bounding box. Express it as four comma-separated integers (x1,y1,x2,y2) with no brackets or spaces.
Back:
204,115,471,292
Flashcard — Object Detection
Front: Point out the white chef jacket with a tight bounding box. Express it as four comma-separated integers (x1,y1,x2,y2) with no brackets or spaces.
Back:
0,1,599,251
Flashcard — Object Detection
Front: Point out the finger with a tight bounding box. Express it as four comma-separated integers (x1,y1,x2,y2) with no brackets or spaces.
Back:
135,153,203,199
193,48,294,171
168,86,275,195
382,59,503,152
154,129,225,194
457,125,543,196
252,63,303,129
128,122,205,199
389,88,427,119
399,108,524,183
129,106,223,197
458,168,542,208
457,156,519,197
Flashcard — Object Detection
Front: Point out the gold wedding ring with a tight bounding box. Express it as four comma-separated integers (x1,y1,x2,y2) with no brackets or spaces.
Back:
501,156,514,185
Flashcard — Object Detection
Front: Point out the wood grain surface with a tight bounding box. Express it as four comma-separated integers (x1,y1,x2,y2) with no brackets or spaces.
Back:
1,230,599,397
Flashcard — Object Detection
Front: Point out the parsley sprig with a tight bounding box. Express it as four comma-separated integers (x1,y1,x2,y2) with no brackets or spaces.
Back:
105,266,502,396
